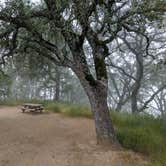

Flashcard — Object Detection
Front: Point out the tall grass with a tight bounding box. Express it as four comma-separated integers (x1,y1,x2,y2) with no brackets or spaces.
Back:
43,101,92,118
0,99,45,106
0,100,24,106
111,111,166,166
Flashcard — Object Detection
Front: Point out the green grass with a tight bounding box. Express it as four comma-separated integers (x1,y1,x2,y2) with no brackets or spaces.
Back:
42,101,92,118
0,100,24,106
61,105,92,118
111,111,166,166
45,103,61,113
0,100,165,165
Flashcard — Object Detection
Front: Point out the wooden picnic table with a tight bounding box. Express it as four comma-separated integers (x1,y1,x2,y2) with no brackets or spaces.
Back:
21,103,44,113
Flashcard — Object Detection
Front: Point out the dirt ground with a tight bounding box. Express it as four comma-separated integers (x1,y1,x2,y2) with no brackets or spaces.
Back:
0,107,147,166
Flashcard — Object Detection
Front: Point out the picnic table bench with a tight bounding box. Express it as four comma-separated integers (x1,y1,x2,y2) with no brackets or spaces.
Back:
21,103,44,113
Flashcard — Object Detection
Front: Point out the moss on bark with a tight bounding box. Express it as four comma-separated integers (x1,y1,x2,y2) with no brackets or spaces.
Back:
95,57,107,80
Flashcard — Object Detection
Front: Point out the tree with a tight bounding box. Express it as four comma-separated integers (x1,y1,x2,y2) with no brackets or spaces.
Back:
0,0,166,145
107,26,166,114
0,69,12,100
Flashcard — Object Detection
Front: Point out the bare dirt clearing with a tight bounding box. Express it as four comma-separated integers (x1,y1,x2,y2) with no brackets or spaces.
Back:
0,107,147,166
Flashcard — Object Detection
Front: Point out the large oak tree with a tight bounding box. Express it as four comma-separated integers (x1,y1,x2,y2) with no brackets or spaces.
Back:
0,0,165,145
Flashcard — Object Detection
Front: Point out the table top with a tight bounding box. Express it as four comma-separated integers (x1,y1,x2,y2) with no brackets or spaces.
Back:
23,103,42,107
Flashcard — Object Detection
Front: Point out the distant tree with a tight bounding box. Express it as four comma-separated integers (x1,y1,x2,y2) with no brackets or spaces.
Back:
0,67,12,100
108,27,166,114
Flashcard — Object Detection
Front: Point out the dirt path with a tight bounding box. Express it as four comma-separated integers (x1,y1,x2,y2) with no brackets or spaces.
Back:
0,107,147,166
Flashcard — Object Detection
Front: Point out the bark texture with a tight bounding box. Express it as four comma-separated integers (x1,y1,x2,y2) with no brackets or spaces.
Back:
72,57,118,145
131,52,143,113
89,84,117,145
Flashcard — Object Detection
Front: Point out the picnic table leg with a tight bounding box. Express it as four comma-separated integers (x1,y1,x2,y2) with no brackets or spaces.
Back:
21,107,26,113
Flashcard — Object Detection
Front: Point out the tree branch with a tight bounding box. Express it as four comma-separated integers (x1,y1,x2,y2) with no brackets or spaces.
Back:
139,85,166,112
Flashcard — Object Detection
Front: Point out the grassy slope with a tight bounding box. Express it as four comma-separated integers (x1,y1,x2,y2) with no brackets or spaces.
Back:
0,100,165,166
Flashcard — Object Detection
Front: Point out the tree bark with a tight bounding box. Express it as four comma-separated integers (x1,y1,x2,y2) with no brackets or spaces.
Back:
72,66,118,146
131,93,138,113
89,85,117,145
131,53,143,113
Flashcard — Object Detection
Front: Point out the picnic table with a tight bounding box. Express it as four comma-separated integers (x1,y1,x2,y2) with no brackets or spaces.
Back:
21,103,44,113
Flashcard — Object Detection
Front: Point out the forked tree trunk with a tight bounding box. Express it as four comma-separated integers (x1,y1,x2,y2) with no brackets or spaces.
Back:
131,53,143,113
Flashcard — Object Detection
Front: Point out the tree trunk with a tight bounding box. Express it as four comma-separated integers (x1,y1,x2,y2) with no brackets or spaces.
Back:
116,101,123,112
131,93,138,113
131,53,143,113
54,68,60,101
72,67,118,146
54,79,60,101
89,86,117,145
70,35,118,145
